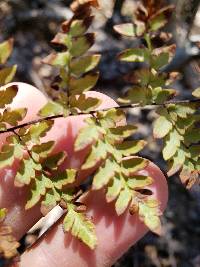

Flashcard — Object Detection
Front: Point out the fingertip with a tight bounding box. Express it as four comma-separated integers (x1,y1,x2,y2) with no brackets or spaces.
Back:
2,82,47,120
20,161,168,267
139,161,168,211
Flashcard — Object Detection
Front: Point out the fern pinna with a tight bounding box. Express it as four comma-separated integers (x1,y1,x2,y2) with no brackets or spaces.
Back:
0,0,199,262
114,0,200,188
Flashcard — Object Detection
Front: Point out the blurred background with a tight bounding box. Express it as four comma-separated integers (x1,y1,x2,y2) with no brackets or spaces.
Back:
0,0,200,266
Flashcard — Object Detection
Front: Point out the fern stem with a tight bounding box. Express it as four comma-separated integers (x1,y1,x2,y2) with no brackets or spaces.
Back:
1,98,200,134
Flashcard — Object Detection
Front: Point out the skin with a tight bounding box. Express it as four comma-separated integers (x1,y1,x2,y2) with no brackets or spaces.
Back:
0,83,168,267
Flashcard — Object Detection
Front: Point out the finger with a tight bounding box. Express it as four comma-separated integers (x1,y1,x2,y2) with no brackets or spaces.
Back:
0,83,118,239
0,83,48,239
19,162,168,267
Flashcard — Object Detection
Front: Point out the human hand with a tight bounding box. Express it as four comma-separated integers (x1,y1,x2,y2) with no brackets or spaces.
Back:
0,83,168,267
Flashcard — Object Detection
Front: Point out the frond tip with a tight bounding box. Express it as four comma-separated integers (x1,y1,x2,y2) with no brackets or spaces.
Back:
63,204,97,249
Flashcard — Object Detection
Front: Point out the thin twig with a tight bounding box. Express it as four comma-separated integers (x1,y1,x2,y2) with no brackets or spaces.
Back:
0,98,200,134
